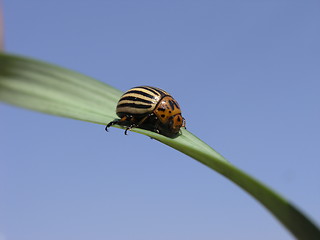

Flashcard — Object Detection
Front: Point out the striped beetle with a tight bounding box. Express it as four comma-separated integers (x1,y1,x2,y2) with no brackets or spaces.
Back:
105,86,186,137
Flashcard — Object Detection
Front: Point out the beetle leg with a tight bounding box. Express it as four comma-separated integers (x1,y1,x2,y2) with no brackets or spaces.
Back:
105,119,119,131
124,115,147,135
124,126,133,135
105,115,130,132
136,113,152,127
123,114,153,135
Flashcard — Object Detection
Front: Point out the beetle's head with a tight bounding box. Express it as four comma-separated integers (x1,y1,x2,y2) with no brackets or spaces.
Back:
168,114,185,134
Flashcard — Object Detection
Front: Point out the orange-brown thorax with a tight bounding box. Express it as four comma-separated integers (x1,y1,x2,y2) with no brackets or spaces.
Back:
154,96,185,133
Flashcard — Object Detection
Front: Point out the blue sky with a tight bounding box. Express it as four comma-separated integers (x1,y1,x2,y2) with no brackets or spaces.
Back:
1,1,320,239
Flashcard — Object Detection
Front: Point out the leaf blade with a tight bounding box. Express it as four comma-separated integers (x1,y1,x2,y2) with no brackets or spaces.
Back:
1,53,319,239
0,53,121,123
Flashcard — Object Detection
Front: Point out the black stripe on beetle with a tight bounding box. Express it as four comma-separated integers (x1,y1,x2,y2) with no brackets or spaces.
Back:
120,96,154,104
138,86,162,96
124,90,154,99
117,103,152,109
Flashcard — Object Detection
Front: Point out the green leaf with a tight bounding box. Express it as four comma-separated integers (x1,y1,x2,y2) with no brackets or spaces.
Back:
0,53,121,124
1,53,319,239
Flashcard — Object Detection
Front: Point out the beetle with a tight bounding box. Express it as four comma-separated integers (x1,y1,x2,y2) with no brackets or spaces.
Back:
105,86,186,137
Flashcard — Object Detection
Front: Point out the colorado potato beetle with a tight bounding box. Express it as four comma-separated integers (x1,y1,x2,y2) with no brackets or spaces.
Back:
105,86,186,137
